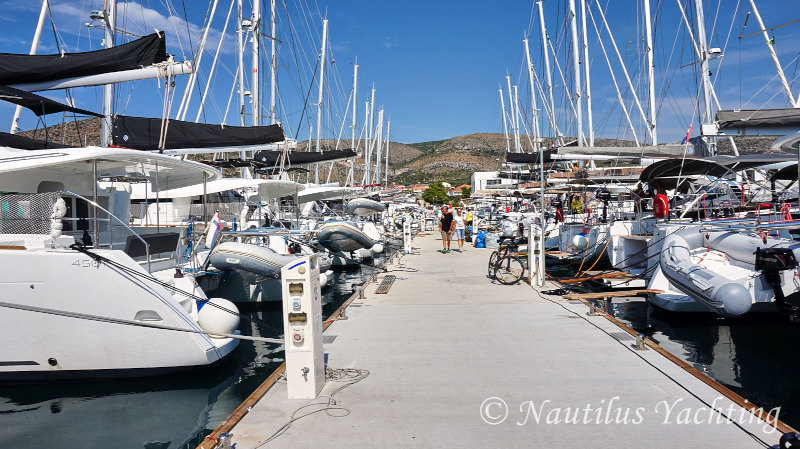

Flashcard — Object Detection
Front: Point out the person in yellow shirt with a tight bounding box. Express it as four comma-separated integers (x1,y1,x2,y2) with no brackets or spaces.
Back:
466,209,473,239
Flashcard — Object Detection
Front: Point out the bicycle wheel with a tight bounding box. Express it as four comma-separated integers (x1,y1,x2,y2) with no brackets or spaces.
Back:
487,250,500,279
494,256,525,285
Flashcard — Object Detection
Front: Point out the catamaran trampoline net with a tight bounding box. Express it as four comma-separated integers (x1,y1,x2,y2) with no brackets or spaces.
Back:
0,192,62,235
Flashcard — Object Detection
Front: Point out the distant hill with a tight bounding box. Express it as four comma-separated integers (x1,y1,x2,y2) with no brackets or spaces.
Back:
18,118,781,186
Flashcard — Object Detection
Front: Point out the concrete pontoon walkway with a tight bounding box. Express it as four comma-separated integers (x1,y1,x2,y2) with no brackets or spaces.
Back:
231,234,782,448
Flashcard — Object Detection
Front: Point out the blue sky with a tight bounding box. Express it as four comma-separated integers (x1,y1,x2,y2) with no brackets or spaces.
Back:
0,0,798,145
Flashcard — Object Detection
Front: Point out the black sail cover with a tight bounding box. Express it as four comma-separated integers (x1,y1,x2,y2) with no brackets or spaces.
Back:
0,33,168,86
112,115,286,150
506,150,553,164
250,149,357,168
0,85,101,117
0,131,75,150
716,108,800,129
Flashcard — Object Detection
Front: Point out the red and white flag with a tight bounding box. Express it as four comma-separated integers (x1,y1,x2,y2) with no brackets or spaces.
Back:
681,125,692,144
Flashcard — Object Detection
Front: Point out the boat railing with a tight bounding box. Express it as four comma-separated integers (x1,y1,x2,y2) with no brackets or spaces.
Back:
0,191,151,272
63,191,152,272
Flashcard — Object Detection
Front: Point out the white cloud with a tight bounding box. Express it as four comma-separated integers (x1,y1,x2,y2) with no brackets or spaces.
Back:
383,36,398,49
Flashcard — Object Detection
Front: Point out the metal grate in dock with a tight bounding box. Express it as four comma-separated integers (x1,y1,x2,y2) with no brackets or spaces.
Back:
374,275,396,294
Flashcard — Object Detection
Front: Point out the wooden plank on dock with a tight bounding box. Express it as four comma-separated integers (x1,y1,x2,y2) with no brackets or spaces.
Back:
562,289,663,300
558,271,628,284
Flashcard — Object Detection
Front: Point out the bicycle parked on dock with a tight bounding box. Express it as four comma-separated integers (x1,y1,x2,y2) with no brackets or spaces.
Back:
487,236,528,285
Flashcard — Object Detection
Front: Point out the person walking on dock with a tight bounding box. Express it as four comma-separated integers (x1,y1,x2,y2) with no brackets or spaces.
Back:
453,207,466,251
439,205,454,253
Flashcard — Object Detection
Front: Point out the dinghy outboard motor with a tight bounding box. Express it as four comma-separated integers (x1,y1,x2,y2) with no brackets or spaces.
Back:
755,247,800,322
595,189,611,223
288,241,303,255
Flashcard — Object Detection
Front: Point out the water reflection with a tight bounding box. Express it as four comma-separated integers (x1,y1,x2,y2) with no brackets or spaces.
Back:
0,243,398,449
595,297,800,429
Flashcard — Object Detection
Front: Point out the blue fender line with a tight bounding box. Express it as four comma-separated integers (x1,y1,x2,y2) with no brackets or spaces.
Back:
288,260,307,271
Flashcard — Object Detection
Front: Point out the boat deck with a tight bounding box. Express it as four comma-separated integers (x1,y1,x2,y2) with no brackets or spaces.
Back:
222,234,786,448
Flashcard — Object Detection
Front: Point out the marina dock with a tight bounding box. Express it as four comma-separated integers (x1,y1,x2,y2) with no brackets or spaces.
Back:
209,234,790,448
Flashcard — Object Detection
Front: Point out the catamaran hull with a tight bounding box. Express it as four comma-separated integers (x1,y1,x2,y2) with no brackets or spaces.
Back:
0,248,238,383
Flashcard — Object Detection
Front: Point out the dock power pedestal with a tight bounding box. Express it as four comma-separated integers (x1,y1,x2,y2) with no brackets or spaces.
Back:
281,254,325,399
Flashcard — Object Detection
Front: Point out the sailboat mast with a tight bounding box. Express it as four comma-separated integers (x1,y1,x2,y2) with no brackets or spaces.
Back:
505,75,519,153
367,86,376,186
568,0,583,146
269,0,277,124
384,119,390,187
694,0,715,155
523,38,541,151
251,0,260,126
537,1,558,145
236,0,246,127
580,0,594,147
314,18,329,184
499,88,511,152
350,61,358,186
513,85,523,153
362,101,370,185
101,0,116,147
644,0,657,144
351,61,358,151
375,109,384,184
10,0,48,134
748,0,797,107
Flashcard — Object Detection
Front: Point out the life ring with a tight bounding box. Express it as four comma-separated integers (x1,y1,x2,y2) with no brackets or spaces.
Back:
654,194,669,219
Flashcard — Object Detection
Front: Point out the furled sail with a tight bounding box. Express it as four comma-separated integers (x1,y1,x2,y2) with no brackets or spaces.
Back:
111,115,286,151
0,33,168,86
0,131,75,150
250,149,357,168
716,108,800,129
506,150,553,164
207,149,357,169
0,85,101,117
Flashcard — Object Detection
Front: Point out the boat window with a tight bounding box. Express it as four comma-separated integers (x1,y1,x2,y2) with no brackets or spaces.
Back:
36,181,64,193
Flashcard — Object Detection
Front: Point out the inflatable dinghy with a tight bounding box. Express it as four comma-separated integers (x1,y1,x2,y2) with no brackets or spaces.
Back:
345,198,385,216
316,222,376,253
209,241,298,284
657,227,800,317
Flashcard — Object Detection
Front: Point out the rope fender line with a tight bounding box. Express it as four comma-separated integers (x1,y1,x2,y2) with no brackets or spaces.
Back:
68,244,282,333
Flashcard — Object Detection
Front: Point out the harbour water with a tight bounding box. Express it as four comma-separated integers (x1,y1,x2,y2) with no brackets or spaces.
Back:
0,244,398,449
596,297,800,430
